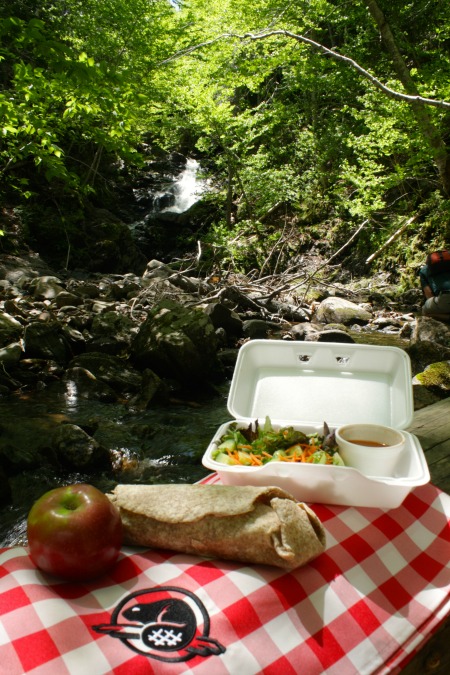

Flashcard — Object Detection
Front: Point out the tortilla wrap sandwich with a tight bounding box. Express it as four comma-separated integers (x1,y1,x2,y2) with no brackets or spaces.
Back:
108,484,326,569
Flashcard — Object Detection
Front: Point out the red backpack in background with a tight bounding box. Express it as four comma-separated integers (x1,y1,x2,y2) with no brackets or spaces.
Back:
426,250,450,275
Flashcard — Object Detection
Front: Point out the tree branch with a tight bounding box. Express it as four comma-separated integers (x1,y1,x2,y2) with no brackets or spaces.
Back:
365,215,417,264
159,30,450,111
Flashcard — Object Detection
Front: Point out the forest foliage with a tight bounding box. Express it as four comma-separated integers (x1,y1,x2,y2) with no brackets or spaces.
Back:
1,0,449,279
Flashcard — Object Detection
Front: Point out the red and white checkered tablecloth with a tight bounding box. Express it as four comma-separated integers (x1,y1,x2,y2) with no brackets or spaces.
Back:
1,476,449,675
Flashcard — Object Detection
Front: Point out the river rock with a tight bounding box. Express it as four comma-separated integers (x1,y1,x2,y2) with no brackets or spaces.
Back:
203,302,243,341
51,423,110,469
143,260,173,280
129,368,170,409
412,383,442,410
143,260,212,295
242,319,276,339
130,298,221,385
315,297,372,325
90,310,136,352
0,441,46,473
55,290,83,308
15,358,64,388
29,275,65,300
0,312,23,344
63,366,119,402
288,323,321,340
103,275,142,301
22,321,72,363
69,352,142,394
262,298,310,323
67,280,101,299
0,341,23,366
308,329,355,343
288,322,355,343
413,361,450,393
407,317,450,374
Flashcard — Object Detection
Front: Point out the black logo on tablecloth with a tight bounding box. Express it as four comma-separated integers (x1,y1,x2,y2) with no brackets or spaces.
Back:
93,586,226,663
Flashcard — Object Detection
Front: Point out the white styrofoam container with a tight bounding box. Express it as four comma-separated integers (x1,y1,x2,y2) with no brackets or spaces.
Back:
202,340,430,509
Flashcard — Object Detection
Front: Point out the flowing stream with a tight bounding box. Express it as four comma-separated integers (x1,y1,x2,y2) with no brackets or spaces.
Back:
162,159,207,213
0,332,409,547
0,383,231,547
151,158,207,214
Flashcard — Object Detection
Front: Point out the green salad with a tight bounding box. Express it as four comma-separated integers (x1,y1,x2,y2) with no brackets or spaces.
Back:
212,416,345,467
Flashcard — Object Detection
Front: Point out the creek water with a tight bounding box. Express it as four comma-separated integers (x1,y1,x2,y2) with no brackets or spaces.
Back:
0,382,231,547
0,331,408,547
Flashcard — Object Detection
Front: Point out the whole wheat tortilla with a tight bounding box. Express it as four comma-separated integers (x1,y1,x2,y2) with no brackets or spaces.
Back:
108,484,326,569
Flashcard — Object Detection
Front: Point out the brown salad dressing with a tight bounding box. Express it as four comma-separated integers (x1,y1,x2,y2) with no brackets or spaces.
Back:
348,440,388,447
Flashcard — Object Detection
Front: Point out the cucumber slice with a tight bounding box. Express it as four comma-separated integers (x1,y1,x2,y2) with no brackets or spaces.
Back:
212,452,236,465
217,438,237,452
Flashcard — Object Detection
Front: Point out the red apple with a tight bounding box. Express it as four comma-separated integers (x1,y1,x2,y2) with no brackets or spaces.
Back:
27,483,123,581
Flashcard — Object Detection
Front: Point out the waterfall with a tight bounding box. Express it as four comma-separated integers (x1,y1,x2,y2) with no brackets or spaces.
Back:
161,159,206,214
129,157,208,249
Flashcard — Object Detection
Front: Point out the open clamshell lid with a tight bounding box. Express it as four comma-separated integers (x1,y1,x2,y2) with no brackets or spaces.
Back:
227,341,414,430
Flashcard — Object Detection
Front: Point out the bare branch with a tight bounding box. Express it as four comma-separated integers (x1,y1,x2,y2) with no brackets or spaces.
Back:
366,215,417,264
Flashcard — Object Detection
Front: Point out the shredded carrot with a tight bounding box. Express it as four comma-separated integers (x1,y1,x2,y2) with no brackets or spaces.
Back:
278,454,300,462
226,448,240,464
222,439,333,466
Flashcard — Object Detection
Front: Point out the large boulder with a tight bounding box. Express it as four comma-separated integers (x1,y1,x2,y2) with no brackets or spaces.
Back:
130,299,221,386
406,317,450,374
89,310,136,354
22,321,72,364
315,297,372,325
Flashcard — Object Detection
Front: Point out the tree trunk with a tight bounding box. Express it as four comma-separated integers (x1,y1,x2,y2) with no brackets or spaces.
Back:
364,0,450,195
226,162,233,228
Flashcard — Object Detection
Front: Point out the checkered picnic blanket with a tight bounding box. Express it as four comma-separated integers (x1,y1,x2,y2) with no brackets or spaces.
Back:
1,477,449,675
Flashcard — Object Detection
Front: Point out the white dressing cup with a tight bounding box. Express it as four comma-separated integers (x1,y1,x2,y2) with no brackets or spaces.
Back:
335,423,406,477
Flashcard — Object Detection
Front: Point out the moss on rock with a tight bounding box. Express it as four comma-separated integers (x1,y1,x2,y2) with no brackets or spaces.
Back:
415,361,450,391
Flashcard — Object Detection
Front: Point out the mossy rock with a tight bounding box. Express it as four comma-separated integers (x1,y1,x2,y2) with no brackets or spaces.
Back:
415,361,450,392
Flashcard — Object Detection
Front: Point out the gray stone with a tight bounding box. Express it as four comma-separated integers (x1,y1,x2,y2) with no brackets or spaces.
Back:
129,368,169,409
315,297,372,325
69,352,142,393
0,342,22,365
54,291,83,308
63,366,119,402
22,321,72,363
131,299,220,385
242,319,270,339
204,302,243,338
308,329,355,343
29,275,65,300
407,317,450,374
51,424,110,468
